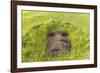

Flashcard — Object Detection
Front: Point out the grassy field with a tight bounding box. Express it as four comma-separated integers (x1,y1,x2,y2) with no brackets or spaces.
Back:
22,10,90,62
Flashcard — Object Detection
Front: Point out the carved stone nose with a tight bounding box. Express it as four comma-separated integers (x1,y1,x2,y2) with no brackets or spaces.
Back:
51,49,59,52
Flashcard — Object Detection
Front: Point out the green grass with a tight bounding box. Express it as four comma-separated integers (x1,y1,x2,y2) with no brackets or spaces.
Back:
22,10,90,62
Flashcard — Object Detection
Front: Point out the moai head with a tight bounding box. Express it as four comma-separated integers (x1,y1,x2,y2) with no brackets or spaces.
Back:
47,30,71,56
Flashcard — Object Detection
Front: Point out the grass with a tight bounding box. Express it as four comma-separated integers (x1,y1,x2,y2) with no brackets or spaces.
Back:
22,10,90,62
